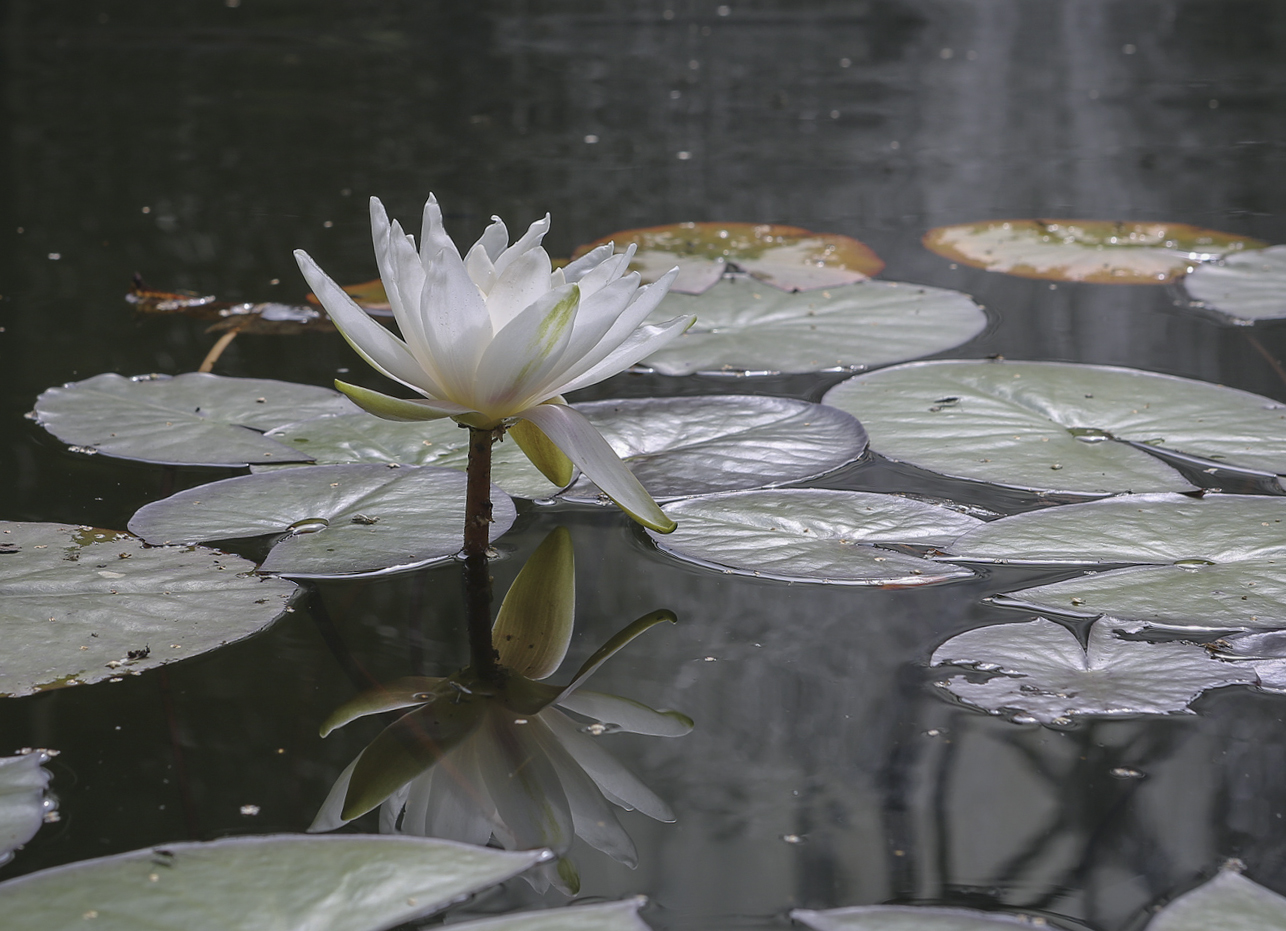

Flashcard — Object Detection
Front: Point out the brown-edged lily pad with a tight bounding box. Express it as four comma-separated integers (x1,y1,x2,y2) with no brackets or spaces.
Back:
923,220,1264,284
572,222,884,294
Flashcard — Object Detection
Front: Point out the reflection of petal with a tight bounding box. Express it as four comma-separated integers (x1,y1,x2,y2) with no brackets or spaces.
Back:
425,743,495,847
542,707,675,822
492,528,575,680
477,708,574,854
557,690,694,737
308,757,357,833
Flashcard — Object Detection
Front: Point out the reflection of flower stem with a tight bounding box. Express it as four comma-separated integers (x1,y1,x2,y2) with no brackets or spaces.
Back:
464,426,503,685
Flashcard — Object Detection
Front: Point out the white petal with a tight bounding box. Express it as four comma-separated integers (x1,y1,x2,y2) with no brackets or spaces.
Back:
308,757,358,832
419,193,460,266
463,242,497,293
385,220,437,374
486,246,554,332
557,690,694,737
420,246,494,400
532,274,639,394
476,215,509,261
542,708,674,822
425,743,495,846
473,284,579,416
562,243,616,283
476,709,574,853
369,198,410,324
556,310,693,395
517,403,673,532
294,249,444,397
493,214,551,279
401,768,435,836
549,266,566,288
575,244,637,299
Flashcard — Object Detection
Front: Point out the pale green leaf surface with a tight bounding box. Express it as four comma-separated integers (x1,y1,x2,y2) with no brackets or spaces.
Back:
792,905,1060,929
448,897,652,931
128,464,517,578
0,751,54,865
930,617,1254,723
33,373,355,466
649,490,980,585
641,278,984,375
1146,869,1286,931
0,834,546,931
0,521,298,697
824,360,1286,493
1183,245,1286,323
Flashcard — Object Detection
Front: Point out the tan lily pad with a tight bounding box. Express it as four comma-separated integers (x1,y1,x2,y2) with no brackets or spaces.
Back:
923,220,1264,284
572,221,884,294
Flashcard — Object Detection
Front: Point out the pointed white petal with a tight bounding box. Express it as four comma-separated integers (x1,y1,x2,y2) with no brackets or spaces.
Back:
476,215,509,261
575,244,636,298
463,241,497,293
308,757,358,832
420,246,494,400
493,214,551,279
561,243,616,283
543,708,675,822
556,310,693,395
532,274,639,392
369,198,411,324
419,192,461,266
548,266,566,288
557,690,694,737
486,246,555,332
472,284,579,416
517,403,674,532
295,249,443,396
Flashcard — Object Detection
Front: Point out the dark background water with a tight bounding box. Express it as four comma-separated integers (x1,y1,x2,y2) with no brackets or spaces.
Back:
2,2,1286,928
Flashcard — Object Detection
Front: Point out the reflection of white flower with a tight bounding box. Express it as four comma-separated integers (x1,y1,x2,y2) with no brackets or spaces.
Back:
294,195,694,531
309,529,692,893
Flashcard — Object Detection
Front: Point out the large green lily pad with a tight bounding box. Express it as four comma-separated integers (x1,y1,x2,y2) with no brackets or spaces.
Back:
0,834,546,931
946,494,1286,631
128,464,517,578
1147,868,1286,931
923,220,1264,284
573,221,884,294
647,490,981,585
639,278,985,376
792,904,1063,929
33,373,356,467
258,414,563,499
0,521,298,697
0,750,55,865
1184,244,1286,323
561,396,867,502
930,617,1254,724
823,360,1286,495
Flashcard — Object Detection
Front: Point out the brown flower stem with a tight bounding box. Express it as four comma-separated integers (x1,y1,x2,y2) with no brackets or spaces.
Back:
464,425,503,683
198,328,241,372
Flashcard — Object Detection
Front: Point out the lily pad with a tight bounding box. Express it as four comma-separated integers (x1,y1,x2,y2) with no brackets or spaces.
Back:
647,490,981,585
922,220,1264,284
930,617,1254,724
1184,244,1286,323
792,905,1061,929
1212,630,1286,692
448,897,652,931
0,750,56,865
573,221,884,295
823,360,1286,495
0,521,298,697
258,414,563,499
0,834,546,931
33,373,356,467
946,494,1286,631
1147,868,1286,930
128,464,517,579
638,278,985,376
560,396,867,503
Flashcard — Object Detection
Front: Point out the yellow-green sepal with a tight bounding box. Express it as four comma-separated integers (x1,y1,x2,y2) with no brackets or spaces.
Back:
334,380,464,422
509,417,575,487
493,527,575,680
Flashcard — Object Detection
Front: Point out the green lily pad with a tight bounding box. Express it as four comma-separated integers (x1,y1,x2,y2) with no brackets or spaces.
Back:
257,414,563,499
946,494,1286,631
1146,868,1286,930
923,220,1264,284
647,490,981,585
33,373,356,467
1184,244,1286,323
561,396,867,502
930,617,1254,724
128,464,517,579
792,904,1062,929
0,834,547,931
1212,630,1286,692
449,898,652,930
0,521,298,697
573,221,884,295
823,360,1286,495
0,750,56,866
639,278,985,376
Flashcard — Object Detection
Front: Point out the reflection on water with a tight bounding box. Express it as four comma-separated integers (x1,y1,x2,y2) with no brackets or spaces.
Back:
1,1,1286,929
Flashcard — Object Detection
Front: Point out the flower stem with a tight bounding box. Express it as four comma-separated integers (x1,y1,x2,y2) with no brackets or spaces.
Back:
464,426,503,683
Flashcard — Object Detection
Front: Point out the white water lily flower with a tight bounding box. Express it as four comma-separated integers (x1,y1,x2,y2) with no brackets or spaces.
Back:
294,195,693,531
308,529,692,894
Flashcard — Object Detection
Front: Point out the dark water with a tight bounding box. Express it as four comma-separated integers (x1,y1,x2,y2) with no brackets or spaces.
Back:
2,2,1286,928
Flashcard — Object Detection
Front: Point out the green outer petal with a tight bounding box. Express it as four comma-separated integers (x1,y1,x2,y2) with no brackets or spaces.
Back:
319,677,445,737
334,380,471,422
493,528,576,679
508,418,575,488
561,609,677,698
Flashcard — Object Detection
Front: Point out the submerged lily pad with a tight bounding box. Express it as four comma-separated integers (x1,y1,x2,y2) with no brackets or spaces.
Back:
647,490,981,585
0,750,56,865
930,617,1254,724
823,360,1286,495
1184,244,1286,323
923,220,1264,284
573,221,884,295
0,834,546,931
128,464,517,578
1147,868,1286,931
639,278,985,376
560,396,867,503
258,414,563,499
792,904,1059,929
33,373,356,467
448,898,652,931
947,494,1286,631
0,521,298,697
